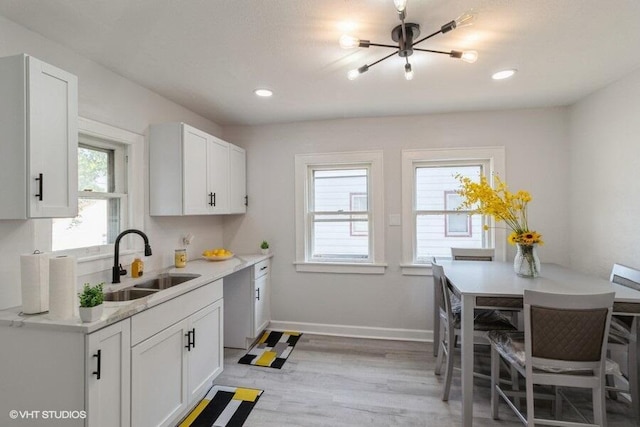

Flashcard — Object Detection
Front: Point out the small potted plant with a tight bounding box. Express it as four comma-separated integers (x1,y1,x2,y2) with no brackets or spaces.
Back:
78,282,104,323
260,240,270,255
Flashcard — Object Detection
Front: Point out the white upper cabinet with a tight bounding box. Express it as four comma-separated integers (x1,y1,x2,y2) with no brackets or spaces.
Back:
229,144,247,213
149,122,246,216
0,54,78,219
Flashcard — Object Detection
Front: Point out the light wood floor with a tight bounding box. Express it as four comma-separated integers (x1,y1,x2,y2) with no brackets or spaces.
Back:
215,334,637,426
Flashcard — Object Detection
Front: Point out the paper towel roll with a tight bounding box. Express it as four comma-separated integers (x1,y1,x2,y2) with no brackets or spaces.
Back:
49,256,77,320
20,252,49,314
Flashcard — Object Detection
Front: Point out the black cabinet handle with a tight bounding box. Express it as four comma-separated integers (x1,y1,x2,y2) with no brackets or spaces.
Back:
260,266,268,271
212,193,216,207
35,173,43,201
185,330,193,351
191,328,196,349
92,350,101,380
244,195,248,207
256,288,260,301
208,193,214,206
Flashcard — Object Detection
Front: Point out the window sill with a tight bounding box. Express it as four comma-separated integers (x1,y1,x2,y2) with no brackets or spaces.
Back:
400,263,433,276
294,262,387,274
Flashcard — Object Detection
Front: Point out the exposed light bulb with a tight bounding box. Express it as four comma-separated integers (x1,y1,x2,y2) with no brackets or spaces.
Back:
455,11,477,29
492,69,517,80
347,65,369,80
339,35,360,49
461,50,478,63
394,0,408,12
347,69,360,80
404,63,414,80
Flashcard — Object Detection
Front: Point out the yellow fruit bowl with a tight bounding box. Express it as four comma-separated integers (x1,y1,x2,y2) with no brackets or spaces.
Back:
202,249,234,261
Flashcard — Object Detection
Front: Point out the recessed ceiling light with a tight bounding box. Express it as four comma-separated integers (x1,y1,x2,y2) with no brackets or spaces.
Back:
254,89,273,97
492,69,517,80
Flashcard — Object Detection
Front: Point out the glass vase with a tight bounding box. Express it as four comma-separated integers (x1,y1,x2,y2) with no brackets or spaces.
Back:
514,244,540,278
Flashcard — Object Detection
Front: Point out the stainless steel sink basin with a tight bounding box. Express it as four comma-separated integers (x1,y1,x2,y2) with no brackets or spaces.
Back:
104,287,157,302
133,273,201,290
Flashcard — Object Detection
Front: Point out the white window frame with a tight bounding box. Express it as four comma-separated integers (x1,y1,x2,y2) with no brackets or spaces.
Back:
35,117,144,277
400,147,506,276
294,151,386,274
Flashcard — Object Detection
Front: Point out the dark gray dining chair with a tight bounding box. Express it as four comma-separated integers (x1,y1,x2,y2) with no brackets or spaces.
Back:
489,290,615,426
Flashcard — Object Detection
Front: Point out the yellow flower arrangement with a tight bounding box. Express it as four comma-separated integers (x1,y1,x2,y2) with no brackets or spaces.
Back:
455,174,543,246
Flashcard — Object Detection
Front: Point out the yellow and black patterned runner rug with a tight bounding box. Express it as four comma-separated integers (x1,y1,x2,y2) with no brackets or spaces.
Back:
178,385,263,427
238,330,302,369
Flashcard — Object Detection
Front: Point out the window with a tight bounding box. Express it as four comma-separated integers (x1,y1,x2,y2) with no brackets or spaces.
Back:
401,147,506,274
52,135,128,251
295,151,386,274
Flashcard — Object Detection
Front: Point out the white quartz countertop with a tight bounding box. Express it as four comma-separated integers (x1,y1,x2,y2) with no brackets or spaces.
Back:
0,253,272,334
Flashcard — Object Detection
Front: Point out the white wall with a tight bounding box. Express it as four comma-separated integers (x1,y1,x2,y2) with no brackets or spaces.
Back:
569,67,640,278
222,108,571,339
0,16,225,309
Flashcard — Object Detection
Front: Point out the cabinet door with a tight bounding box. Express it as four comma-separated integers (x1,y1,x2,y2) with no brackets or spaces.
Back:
228,144,247,214
207,137,229,214
182,125,210,215
27,55,78,218
254,274,270,335
86,319,131,427
187,299,224,403
132,320,189,427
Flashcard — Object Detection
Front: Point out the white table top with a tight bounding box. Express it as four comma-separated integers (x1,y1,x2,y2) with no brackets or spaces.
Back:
439,261,640,303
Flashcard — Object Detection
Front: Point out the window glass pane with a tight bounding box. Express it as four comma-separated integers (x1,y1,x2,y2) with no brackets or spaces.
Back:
415,213,483,260
312,218,369,259
313,169,367,212
78,146,112,192
52,198,121,251
415,165,480,211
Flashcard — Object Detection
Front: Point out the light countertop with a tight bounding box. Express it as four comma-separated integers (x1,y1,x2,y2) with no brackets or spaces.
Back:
0,253,272,334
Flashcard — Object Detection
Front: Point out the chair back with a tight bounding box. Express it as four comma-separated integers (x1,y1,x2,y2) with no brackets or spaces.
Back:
610,263,640,291
451,247,494,261
523,290,614,372
432,258,454,326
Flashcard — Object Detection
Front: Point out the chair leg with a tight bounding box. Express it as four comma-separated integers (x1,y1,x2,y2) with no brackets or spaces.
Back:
490,346,500,419
433,311,440,357
593,376,607,427
442,328,455,401
526,371,535,427
435,335,444,376
630,318,640,421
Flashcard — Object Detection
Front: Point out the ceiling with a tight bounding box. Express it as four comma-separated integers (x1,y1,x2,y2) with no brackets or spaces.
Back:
1,0,639,126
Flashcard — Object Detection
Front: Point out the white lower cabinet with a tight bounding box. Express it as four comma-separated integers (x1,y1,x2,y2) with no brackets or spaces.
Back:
0,319,130,427
131,283,223,427
86,320,131,427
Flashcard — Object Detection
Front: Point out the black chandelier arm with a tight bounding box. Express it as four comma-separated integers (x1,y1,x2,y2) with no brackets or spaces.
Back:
412,48,452,56
365,50,401,69
367,42,400,49
412,28,444,47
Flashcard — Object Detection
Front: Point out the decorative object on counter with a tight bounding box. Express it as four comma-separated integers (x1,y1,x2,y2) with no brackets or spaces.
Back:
49,255,77,320
238,330,302,369
112,229,152,283
178,384,263,427
131,258,144,278
260,240,270,255
202,248,234,261
78,282,104,323
175,249,187,268
456,174,543,278
20,250,49,314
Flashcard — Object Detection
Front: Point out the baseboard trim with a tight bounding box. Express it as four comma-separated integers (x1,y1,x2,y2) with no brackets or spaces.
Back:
268,320,432,343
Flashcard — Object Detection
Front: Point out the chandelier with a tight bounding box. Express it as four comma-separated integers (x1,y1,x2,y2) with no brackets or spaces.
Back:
340,0,478,80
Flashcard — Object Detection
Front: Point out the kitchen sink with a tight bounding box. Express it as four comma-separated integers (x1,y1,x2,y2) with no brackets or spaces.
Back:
133,273,201,290
103,287,157,302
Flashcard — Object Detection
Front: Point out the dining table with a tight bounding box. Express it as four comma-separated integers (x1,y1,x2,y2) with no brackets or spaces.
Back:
439,260,640,426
